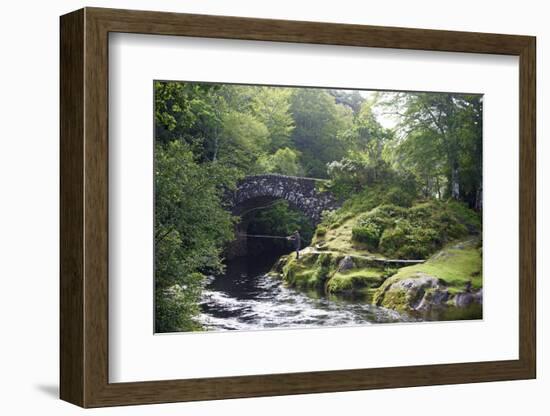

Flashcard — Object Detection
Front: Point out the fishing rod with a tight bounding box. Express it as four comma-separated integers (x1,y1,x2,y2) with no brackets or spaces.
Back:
236,233,308,242
237,233,289,239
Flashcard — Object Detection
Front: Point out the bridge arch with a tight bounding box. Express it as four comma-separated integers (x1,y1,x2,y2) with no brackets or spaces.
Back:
227,174,340,258
231,174,340,223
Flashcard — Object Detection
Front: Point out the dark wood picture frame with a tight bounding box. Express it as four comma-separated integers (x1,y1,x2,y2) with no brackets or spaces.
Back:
60,7,536,408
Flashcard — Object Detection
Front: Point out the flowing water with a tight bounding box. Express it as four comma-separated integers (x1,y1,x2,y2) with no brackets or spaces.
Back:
198,253,413,331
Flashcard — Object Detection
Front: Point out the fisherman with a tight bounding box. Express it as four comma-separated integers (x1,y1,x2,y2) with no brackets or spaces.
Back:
287,230,301,259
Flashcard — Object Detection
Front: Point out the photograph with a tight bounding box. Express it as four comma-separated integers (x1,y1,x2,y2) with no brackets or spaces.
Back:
154,81,483,333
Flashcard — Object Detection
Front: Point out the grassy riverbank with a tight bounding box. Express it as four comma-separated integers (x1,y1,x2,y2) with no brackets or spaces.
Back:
271,193,482,317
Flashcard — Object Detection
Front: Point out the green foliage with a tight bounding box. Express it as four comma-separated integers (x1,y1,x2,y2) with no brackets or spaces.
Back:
217,110,269,171
282,253,319,289
155,276,204,333
320,172,417,233
414,243,482,289
351,223,382,250
339,98,394,161
327,155,418,201
257,147,304,176
383,92,483,208
154,141,238,332
328,89,365,113
383,185,417,207
375,288,410,312
378,219,440,259
153,81,483,330
315,225,327,237
289,88,353,177
246,200,314,244
351,204,404,250
350,200,478,259
250,87,296,151
154,81,223,160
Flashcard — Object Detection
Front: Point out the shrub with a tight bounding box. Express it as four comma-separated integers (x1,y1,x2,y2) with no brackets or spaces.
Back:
315,225,327,237
352,204,408,250
352,223,381,249
363,200,478,259
447,200,481,233
383,185,416,207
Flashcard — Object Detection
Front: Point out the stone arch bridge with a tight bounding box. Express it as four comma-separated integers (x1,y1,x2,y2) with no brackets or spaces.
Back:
227,174,341,258
230,174,340,223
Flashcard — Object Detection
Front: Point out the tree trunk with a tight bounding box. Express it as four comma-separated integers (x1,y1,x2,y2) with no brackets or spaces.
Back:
475,184,483,211
212,134,219,162
451,161,460,200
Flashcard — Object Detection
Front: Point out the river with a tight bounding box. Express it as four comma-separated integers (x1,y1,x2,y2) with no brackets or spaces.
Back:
198,252,413,331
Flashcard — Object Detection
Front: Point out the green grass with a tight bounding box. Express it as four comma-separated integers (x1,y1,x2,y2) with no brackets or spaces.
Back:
373,238,482,310
313,217,371,256
391,240,482,290
326,268,385,294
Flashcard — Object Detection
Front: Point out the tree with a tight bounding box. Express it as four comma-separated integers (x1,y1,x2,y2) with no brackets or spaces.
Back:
257,147,304,176
154,81,222,161
328,89,365,114
339,99,394,162
217,110,270,172
386,92,482,208
251,87,295,152
154,141,238,332
290,88,353,177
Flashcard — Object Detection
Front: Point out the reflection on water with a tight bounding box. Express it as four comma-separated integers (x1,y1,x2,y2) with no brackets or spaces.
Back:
198,254,414,331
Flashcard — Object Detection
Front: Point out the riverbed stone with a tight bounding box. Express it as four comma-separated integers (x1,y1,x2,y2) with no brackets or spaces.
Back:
337,255,355,272
454,289,483,307
415,288,450,311
377,272,444,310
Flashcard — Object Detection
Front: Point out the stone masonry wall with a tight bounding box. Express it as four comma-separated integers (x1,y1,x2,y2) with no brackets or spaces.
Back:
231,174,340,223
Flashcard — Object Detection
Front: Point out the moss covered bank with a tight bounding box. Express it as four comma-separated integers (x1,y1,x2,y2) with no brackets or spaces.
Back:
269,198,482,320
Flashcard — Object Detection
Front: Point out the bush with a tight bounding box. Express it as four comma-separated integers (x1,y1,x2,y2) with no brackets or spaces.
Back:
315,225,327,237
155,275,204,333
383,185,416,208
352,200,478,260
447,200,482,233
352,204,407,250
352,223,381,249
327,158,396,198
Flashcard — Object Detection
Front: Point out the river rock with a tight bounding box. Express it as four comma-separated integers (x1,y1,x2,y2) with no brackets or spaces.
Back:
454,289,483,307
270,255,288,274
378,273,445,310
337,255,355,272
415,288,450,311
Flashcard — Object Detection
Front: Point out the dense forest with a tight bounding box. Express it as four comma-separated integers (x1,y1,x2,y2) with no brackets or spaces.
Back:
154,81,483,332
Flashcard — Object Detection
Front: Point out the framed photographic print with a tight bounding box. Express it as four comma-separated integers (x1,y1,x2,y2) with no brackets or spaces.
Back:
60,7,536,408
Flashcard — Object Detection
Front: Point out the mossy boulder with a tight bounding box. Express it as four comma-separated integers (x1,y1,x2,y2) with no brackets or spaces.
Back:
374,272,446,312
281,251,341,290
279,249,390,296
373,238,482,314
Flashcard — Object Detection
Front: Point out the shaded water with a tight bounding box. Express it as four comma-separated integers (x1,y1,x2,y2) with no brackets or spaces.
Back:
198,253,414,331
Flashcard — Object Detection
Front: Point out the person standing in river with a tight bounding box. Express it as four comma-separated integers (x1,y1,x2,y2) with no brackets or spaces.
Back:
287,230,301,259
